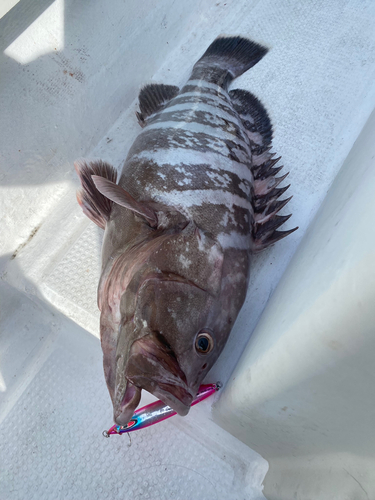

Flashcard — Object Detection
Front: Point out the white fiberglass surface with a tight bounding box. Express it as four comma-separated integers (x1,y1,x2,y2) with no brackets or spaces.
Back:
0,282,267,500
1,0,375,498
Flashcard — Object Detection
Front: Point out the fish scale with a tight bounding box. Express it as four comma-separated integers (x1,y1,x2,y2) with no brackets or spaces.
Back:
123,80,254,246
75,36,297,426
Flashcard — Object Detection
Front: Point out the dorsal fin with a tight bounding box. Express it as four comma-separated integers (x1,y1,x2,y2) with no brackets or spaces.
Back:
254,172,289,196
252,226,298,251
229,88,273,150
136,83,180,127
252,181,298,251
91,176,158,227
75,159,117,229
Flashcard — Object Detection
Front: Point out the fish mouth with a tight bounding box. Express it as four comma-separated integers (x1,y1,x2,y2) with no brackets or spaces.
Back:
113,332,193,425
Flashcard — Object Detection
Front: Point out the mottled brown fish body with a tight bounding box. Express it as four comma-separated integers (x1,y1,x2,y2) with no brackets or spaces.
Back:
75,37,297,425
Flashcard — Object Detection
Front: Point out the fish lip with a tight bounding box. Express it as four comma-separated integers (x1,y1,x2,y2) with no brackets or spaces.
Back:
142,382,192,417
124,333,194,416
128,377,193,416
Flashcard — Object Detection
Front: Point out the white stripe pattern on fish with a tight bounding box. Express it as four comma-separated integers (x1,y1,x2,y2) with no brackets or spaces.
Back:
130,148,253,183
140,120,251,155
122,76,256,246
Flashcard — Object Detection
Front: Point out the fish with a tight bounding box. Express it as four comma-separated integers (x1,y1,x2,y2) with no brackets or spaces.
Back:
75,36,297,425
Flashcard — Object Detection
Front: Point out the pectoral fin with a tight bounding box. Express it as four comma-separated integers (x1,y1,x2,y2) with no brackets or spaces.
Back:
91,176,158,227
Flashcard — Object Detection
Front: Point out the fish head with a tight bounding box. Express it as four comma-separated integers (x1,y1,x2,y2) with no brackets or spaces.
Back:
102,221,248,425
122,278,220,419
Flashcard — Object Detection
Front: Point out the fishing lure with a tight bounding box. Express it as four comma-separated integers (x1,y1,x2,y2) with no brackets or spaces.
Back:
103,382,221,437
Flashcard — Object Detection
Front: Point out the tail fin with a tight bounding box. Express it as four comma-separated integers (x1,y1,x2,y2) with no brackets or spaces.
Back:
193,36,268,82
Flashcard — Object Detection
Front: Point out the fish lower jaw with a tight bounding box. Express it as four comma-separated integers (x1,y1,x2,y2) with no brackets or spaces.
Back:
150,390,191,417
127,376,194,416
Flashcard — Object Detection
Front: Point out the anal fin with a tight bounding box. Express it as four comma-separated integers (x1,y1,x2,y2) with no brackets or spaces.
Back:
137,83,179,127
75,159,117,229
91,176,158,227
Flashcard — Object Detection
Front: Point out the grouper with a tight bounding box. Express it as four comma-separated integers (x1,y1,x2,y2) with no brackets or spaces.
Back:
75,36,297,425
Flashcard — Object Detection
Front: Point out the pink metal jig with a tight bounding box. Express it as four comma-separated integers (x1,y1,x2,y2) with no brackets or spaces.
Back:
103,382,221,437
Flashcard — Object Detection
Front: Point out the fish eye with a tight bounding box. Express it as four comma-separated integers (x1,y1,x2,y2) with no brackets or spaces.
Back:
195,330,214,355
